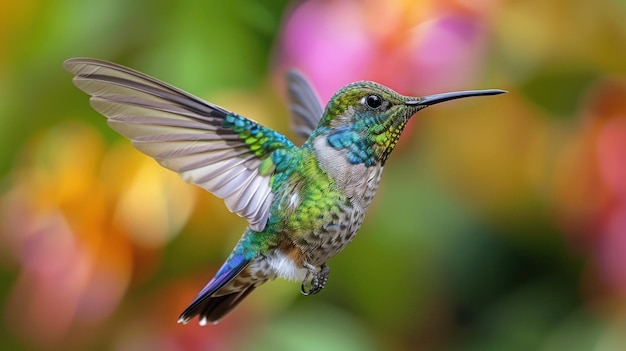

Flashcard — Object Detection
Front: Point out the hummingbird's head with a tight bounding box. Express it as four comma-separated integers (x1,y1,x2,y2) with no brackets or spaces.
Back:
312,81,505,166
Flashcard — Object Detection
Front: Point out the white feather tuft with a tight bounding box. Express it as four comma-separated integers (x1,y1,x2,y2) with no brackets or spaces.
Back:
266,252,307,282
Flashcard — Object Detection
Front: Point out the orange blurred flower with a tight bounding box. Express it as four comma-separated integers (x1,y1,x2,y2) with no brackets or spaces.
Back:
552,79,626,301
0,122,196,348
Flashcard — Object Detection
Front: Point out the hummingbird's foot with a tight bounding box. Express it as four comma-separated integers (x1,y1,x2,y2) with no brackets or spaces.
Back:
301,263,330,296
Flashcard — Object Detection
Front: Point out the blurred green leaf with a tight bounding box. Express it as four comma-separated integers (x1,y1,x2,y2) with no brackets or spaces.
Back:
519,65,598,118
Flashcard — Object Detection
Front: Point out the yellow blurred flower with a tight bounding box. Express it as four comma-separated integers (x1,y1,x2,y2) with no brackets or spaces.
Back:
0,122,196,348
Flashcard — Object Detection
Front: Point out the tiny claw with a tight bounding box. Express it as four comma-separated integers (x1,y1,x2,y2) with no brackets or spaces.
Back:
300,263,330,296
300,262,316,295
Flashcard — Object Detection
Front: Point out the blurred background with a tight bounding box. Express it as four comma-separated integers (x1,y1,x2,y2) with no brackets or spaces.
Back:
1,0,626,350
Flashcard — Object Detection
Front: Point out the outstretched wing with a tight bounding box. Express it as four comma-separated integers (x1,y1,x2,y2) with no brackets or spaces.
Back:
286,70,324,140
65,58,295,232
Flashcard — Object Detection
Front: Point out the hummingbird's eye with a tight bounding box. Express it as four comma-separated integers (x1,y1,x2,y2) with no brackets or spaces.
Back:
365,94,383,109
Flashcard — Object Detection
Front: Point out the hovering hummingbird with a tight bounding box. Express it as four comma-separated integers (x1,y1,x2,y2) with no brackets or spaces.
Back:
64,58,505,325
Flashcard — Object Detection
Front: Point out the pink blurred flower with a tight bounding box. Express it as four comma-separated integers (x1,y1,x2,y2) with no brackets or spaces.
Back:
553,80,626,299
0,123,196,349
597,118,626,201
594,94,626,294
276,0,494,103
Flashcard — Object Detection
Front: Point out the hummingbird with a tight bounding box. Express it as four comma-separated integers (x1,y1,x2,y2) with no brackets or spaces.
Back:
64,57,505,325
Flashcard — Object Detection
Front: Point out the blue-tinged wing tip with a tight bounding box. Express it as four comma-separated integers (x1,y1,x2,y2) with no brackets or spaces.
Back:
178,254,251,325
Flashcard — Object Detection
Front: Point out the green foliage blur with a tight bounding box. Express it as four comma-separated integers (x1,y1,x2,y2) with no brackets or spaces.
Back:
2,0,626,350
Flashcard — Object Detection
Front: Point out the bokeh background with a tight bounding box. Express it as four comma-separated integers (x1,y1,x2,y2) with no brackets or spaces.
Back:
2,0,626,350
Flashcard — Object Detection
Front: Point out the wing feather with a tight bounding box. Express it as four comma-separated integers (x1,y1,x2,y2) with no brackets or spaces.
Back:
286,70,324,140
65,58,295,232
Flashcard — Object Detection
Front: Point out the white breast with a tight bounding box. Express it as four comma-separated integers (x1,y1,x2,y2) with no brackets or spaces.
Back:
312,137,383,210
266,252,308,282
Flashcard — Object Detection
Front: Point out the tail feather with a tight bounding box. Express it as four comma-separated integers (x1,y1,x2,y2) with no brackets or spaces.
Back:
196,286,256,324
178,254,251,325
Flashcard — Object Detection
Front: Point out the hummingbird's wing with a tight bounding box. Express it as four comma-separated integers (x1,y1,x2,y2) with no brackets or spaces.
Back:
286,70,323,140
65,58,295,232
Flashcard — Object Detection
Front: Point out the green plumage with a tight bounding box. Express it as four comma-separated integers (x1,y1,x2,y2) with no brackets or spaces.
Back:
269,147,346,231
223,113,293,158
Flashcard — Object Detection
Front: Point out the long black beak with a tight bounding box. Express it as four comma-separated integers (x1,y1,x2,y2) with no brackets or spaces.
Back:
405,89,507,106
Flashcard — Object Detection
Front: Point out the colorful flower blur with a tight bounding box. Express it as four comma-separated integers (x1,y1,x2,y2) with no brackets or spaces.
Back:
1,0,625,350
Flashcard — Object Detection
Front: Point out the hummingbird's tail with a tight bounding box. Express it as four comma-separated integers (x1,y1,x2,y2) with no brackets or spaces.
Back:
178,253,264,325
